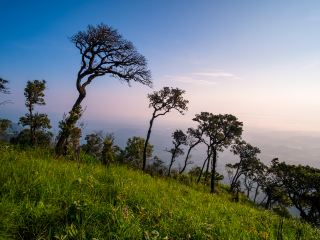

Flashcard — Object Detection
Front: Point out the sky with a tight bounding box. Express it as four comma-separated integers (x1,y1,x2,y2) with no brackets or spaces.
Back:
1,0,320,142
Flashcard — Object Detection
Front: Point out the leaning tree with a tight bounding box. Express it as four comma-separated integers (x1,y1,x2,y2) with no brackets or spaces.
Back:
167,129,187,176
142,87,189,171
179,126,204,174
55,24,152,155
193,112,243,193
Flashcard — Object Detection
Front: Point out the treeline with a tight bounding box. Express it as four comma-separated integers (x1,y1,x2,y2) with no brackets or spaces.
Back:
0,23,319,227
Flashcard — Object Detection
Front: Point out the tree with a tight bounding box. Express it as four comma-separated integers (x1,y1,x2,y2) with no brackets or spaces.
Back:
0,77,10,105
272,161,320,226
101,134,117,166
226,140,261,193
147,156,167,176
0,118,12,140
19,80,51,145
259,158,288,210
0,78,9,94
179,127,204,174
143,87,189,170
55,23,152,155
167,129,187,176
125,136,153,168
82,132,104,159
193,112,243,193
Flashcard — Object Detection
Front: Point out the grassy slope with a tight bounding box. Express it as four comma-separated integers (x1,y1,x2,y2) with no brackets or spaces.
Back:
0,145,319,239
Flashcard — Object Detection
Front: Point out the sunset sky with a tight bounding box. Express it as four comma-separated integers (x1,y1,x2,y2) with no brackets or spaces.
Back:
1,0,320,135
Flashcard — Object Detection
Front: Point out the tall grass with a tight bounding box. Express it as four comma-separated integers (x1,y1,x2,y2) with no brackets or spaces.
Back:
0,144,319,239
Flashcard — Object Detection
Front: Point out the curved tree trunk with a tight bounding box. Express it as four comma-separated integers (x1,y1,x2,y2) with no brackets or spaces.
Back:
197,156,208,183
179,140,201,174
142,112,155,171
55,85,86,156
204,154,211,182
253,184,260,203
167,149,176,176
230,160,242,192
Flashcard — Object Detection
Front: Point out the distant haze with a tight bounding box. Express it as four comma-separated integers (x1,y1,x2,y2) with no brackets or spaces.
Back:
1,1,320,169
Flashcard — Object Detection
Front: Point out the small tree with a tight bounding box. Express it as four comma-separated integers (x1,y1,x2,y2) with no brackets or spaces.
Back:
0,119,12,140
0,77,10,105
82,131,104,158
167,129,187,176
55,23,152,155
179,127,204,174
19,80,51,145
259,158,288,210
125,136,153,168
143,87,189,170
193,112,243,193
147,156,167,176
101,134,116,166
226,140,261,193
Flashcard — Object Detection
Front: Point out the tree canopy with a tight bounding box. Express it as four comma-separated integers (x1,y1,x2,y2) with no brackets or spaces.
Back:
193,112,243,193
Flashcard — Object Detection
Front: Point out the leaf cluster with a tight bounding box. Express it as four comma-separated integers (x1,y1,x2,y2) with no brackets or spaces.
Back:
148,87,189,117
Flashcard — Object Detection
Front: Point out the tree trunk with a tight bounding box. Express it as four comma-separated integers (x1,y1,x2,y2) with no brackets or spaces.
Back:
142,113,155,171
210,149,217,193
168,147,178,176
253,184,259,203
29,105,35,145
197,156,208,183
204,146,212,182
55,89,85,156
230,160,242,192
179,140,201,174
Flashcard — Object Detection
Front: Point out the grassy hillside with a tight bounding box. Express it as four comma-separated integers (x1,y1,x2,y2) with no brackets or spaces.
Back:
0,144,319,239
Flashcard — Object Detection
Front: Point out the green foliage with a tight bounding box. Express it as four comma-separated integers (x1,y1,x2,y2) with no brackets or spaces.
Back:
147,87,189,115
23,80,46,109
125,136,153,168
0,118,11,135
101,134,117,166
19,80,51,145
0,144,319,239
193,112,243,192
82,132,104,159
227,140,264,195
146,156,167,176
273,161,320,226
57,106,83,156
167,129,187,175
10,129,53,147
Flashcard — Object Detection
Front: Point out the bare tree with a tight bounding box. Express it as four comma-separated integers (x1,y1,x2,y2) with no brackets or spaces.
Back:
55,24,152,155
142,87,188,171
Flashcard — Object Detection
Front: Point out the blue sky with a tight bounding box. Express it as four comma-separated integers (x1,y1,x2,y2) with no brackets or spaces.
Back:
1,0,320,134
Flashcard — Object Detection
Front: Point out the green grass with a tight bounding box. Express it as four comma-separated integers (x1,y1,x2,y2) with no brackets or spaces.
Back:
0,144,319,239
